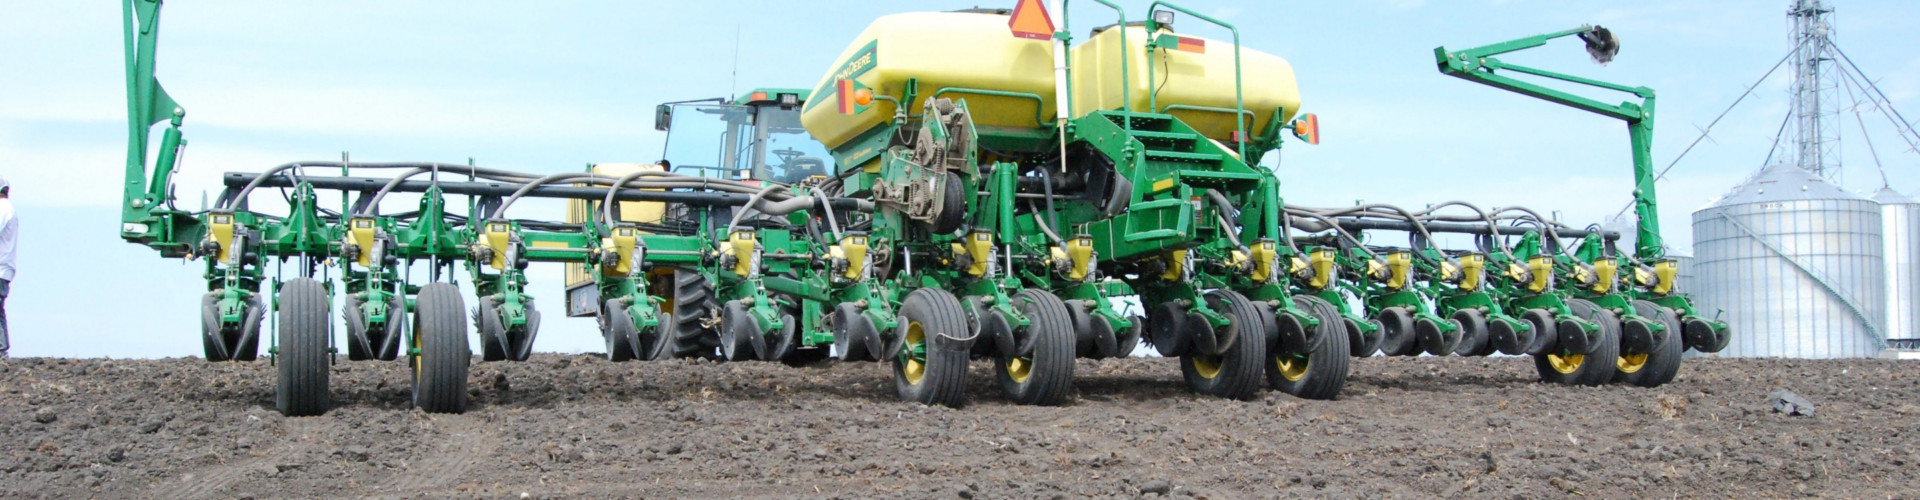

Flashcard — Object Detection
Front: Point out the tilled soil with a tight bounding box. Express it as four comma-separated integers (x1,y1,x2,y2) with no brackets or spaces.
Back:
1,355,1916,499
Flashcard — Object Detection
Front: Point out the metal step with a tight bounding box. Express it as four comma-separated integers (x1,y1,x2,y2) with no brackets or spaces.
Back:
1144,150,1224,163
1101,112,1176,131
1128,130,1200,146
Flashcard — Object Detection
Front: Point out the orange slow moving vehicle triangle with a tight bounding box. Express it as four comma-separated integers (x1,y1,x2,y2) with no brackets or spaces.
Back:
1008,0,1055,40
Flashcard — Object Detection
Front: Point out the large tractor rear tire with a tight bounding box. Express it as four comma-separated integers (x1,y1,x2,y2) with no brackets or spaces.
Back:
412,283,470,414
996,289,1075,406
670,270,720,359
1616,300,1684,387
1535,299,1620,387
1180,290,1267,401
892,288,970,407
274,278,330,417
1268,296,1350,400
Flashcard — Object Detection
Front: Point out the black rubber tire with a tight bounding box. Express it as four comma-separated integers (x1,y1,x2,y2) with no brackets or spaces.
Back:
412,283,470,414
1113,315,1144,358
831,303,878,361
1348,318,1382,358
475,297,507,362
761,303,800,362
512,299,541,362
1179,290,1267,401
377,295,404,361
1450,308,1491,356
1375,307,1419,356
719,300,762,361
929,172,967,234
670,269,720,359
996,289,1075,406
1269,295,1351,400
1146,301,1191,357
203,294,263,362
201,293,229,362
344,295,367,361
892,288,970,407
1616,300,1684,387
1487,314,1530,356
233,297,264,362
274,278,330,417
344,295,385,362
1520,308,1559,356
1683,316,1731,353
643,312,674,361
1416,317,1461,356
1534,299,1621,387
603,300,637,362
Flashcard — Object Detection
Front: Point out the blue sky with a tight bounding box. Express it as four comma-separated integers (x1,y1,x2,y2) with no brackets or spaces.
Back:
1,0,1916,358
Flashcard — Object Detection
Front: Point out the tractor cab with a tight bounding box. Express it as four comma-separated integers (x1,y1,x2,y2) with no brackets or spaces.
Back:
654,89,830,185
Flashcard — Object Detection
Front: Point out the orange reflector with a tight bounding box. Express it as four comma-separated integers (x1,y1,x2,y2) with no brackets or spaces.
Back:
1008,0,1055,40
1292,113,1320,145
749,91,767,102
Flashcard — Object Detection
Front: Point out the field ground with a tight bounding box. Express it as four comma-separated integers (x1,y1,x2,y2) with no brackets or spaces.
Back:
2,355,1916,498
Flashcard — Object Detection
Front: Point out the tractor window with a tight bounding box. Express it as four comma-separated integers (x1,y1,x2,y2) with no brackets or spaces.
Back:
752,106,832,184
660,104,755,180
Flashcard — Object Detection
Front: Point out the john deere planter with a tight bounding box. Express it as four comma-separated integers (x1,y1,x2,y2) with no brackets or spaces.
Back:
121,0,1730,417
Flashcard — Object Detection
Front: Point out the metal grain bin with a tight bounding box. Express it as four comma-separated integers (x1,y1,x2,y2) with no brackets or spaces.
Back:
1690,164,1886,358
1872,188,1920,348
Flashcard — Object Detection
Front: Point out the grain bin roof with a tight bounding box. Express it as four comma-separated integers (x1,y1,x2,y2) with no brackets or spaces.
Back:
1713,163,1870,207
1870,187,1918,205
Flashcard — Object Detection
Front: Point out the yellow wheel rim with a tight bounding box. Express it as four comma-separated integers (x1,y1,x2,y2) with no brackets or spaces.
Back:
1617,352,1648,373
1006,357,1032,384
1276,354,1310,382
1192,354,1223,379
1547,353,1585,374
901,321,926,386
411,321,422,380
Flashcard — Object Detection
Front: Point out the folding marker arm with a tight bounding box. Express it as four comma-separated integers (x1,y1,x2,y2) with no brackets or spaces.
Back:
1435,27,1665,260
122,0,197,253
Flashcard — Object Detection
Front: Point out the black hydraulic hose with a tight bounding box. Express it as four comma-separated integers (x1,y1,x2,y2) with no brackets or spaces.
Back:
810,186,842,241
720,184,785,248
1278,212,1302,255
1283,208,1378,259
1216,213,1246,251
230,162,511,211
599,170,671,234
1035,167,1062,236
490,173,608,221
1026,200,1067,247
1335,203,1438,262
1203,189,1250,253
1204,189,1240,221
1490,207,1576,259
1413,200,1512,259
358,165,541,216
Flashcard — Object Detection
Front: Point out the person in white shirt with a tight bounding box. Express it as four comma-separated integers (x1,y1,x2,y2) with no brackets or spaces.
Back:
0,176,13,357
